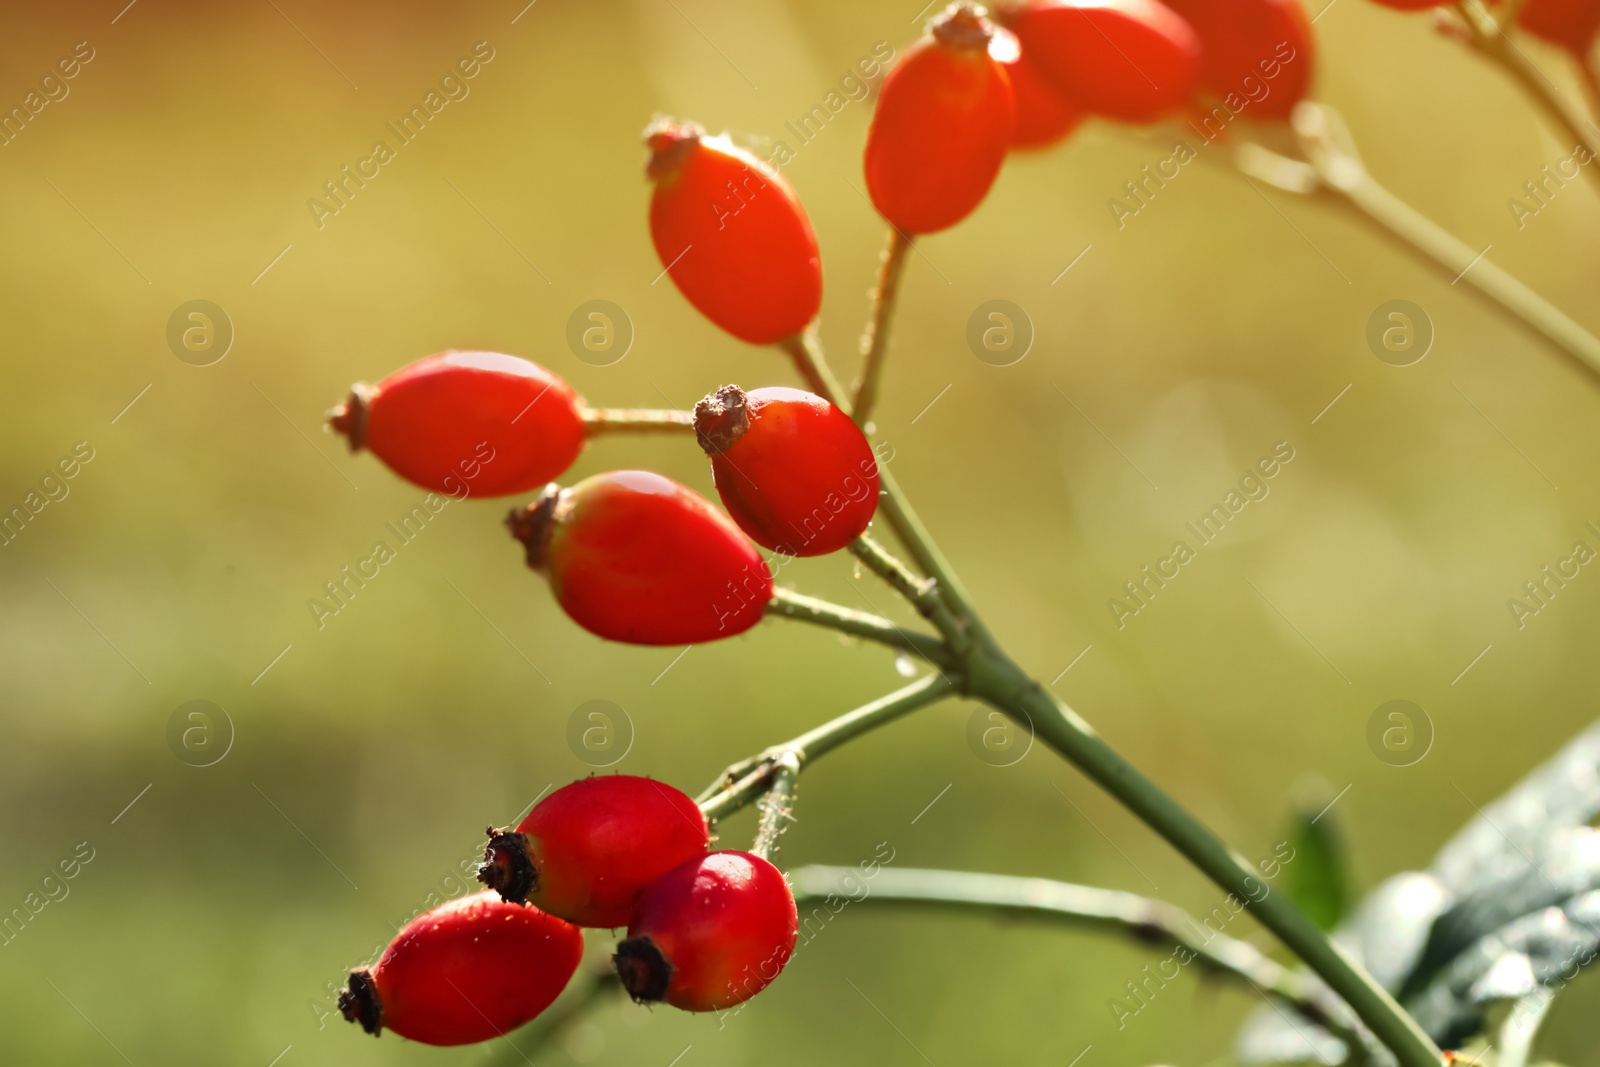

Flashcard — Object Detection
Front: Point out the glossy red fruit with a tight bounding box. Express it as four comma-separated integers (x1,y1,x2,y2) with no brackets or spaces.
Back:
1363,0,1443,10
479,776,709,927
339,891,583,1046
1519,0,1600,54
994,4,1087,149
329,351,586,497
1161,0,1314,121
1016,0,1202,124
864,4,1017,234
614,851,799,1012
647,120,822,345
507,471,772,645
695,385,879,557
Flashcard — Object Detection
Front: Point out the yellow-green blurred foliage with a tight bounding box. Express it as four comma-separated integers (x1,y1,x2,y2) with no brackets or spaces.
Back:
2,1,1599,1064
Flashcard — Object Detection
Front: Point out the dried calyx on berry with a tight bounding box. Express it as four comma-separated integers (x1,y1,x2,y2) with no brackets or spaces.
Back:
693,385,752,455
505,484,564,570
326,383,376,452
338,968,383,1035
477,824,538,903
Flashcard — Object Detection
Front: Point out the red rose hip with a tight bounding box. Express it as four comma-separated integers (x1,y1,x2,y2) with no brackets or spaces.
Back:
479,776,709,927
695,385,879,557
507,471,772,645
1519,0,1600,54
864,4,1017,234
1016,0,1201,124
614,851,799,1012
1161,0,1314,121
339,891,583,1045
647,120,822,345
994,3,1086,149
328,351,586,497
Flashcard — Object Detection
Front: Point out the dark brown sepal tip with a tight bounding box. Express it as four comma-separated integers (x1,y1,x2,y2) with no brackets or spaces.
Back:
930,3,995,50
327,383,375,453
694,384,751,456
339,967,383,1036
643,117,705,182
505,485,563,570
614,936,673,1003
477,826,539,904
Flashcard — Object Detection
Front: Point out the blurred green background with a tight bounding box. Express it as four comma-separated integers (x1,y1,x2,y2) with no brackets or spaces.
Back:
3,0,1600,1064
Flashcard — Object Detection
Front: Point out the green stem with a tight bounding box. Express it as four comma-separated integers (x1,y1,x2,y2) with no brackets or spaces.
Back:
968,651,1439,1067
1236,104,1600,382
764,587,952,667
697,673,957,824
791,865,1367,1054
750,752,800,860
849,534,970,650
851,228,912,427
778,270,1443,1067
1455,0,1600,194
482,970,621,1067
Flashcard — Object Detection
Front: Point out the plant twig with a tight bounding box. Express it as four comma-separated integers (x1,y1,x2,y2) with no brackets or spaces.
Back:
1454,0,1600,194
778,329,838,398
482,970,621,1067
579,407,694,434
849,533,970,649
764,587,952,667
697,673,958,823
791,865,1370,1054
851,228,912,427
1580,51,1600,122
750,751,800,860
1234,103,1600,381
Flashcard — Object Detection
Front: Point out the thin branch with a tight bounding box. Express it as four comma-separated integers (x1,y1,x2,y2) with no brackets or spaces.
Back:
1580,51,1600,122
580,407,694,434
750,751,800,860
765,587,952,667
790,865,1368,1052
778,329,838,398
1233,104,1600,382
481,970,621,1067
697,673,957,823
851,228,912,427
850,533,970,650
1454,0,1600,195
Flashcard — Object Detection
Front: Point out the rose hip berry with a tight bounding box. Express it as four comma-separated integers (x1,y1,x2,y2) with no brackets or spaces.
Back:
328,351,586,497
993,3,1086,150
1016,0,1201,124
339,891,583,1046
507,470,773,645
479,776,709,927
614,851,799,1012
695,385,880,557
647,119,822,345
1519,0,1600,54
864,4,1017,234
1161,0,1314,121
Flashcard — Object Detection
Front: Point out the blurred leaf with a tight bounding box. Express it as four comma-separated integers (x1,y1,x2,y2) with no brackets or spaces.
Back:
1284,797,1352,932
1236,720,1600,1066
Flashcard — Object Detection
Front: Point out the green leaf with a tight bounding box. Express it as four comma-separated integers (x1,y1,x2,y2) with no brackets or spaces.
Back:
1284,795,1353,932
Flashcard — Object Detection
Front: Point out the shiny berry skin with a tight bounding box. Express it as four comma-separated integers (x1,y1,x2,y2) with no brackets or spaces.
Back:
864,5,1017,234
328,351,586,497
478,776,709,927
695,385,879,557
647,120,822,345
339,891,583,1046
507,471,772,645
994,4,1086,149
614,851,799,1012
1161,0,1314,121
1520,0,1600,53
1017,0,1201,124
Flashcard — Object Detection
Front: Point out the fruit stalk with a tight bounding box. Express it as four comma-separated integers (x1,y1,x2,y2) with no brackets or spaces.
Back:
579,408,695,434
1236,103,1600,381
697,673,958,824
750,751,800,860
851,228,912,427
763,587,953,667
1454,0,1600,194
